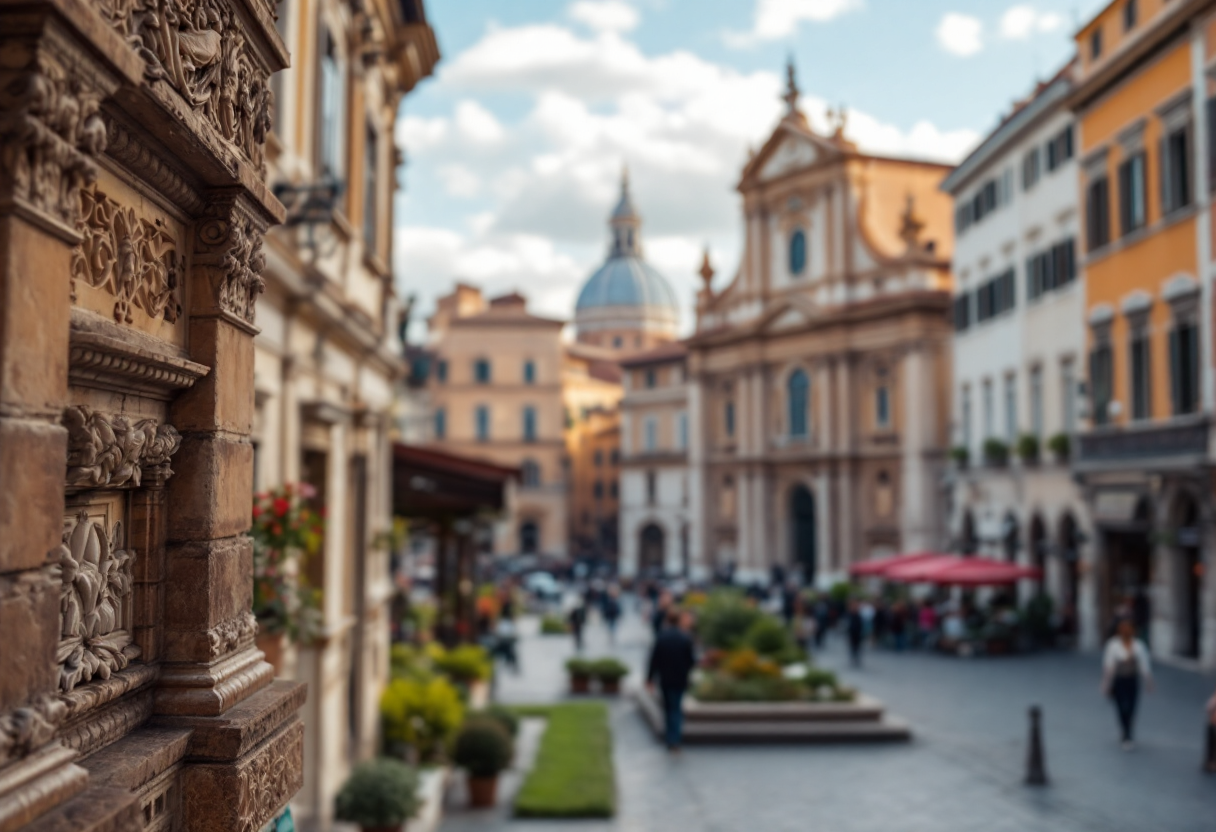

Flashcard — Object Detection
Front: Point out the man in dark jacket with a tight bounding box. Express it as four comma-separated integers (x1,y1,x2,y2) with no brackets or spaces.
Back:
647,609,696,751
846,599,865,667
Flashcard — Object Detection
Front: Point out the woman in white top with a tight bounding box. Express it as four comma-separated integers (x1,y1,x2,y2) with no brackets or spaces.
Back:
1101,618,1153,750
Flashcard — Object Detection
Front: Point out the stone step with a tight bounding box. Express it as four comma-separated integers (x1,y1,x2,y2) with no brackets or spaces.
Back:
685,694,888,723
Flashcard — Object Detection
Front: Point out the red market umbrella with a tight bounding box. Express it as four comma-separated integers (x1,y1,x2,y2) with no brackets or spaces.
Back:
883,554,964,583
928,558,1043,587
850,551,950,577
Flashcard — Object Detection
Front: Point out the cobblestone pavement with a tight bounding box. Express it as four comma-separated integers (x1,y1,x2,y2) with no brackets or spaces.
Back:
441,599,1216,832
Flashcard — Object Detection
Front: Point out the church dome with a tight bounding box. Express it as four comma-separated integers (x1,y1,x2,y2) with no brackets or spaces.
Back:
574,170,679,339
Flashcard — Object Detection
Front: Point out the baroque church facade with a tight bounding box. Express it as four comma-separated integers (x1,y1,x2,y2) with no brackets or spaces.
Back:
679,68,958,584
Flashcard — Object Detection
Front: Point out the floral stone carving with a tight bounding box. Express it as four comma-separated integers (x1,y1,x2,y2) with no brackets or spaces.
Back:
196,207,266,323
64,406,182,489
94,0,274,171
51,511,140,693
73,183,183,323
0,694,68,764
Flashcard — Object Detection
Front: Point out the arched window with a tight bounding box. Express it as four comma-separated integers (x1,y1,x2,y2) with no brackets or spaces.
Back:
521,459,540,488
788,368,809,438
789,229,807,276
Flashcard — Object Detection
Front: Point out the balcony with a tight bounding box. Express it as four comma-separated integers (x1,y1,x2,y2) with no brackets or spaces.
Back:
1074,415,1209,471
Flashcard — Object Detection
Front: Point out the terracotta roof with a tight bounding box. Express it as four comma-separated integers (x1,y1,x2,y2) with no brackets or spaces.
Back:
619,340,688,368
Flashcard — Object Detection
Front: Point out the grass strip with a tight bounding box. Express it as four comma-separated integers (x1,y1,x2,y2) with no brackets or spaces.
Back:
512,702,615,818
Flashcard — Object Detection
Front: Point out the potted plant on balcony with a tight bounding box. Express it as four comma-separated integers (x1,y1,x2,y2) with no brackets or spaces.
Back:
1016,433,1040,466
982,438,1009,468
949,445,970,469
566,657,593,694
591,658,630,695
334,758,420,832
251,484,325,668
1047,432,1070,462
453,717,514,808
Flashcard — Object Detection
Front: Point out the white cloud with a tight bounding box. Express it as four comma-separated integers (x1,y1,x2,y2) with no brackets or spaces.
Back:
936,13,983,57
568,0,640,34
999,5,1066,40
397,19,978,334
726,0,863,46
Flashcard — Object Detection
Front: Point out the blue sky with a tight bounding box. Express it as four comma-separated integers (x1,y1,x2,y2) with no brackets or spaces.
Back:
395,0,1106,335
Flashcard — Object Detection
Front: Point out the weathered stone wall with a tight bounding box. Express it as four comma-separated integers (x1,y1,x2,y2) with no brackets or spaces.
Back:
0,0,304,828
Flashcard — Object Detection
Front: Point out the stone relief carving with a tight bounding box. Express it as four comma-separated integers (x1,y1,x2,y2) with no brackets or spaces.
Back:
236,724,303,832
72,183,183,323
105,118,205,215
0,695,67,765
94,0,274,170
64,406,182,489
0,33,110,228
208,611,260,659
197,209,266,323
51,511,141,693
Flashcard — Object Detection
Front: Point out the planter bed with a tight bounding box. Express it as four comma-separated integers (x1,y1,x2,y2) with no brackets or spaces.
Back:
635,688,911,744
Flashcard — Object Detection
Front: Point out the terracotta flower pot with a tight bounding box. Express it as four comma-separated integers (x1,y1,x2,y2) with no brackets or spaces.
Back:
256,630,286,673
600,678,621,695
570,674,590,694
468,775,499,808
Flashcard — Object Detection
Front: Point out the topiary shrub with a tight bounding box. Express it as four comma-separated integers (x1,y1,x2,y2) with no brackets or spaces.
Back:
380,676,464,763
539,614,568,635
590,658,629,682
983,438,1009,467
432,644,492,685
1047,432,1070,461
949,445,970,468
475,705,520,738
453,718,514,778
696,590,763,650
744,616,802,664
1016,433,1040,464
565,657,593,677
333,758,420,829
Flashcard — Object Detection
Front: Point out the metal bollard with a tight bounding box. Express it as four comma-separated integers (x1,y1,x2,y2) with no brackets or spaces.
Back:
1025,705,1048,786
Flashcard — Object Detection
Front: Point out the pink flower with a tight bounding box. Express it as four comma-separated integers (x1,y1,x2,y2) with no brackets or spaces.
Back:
298,482,317,500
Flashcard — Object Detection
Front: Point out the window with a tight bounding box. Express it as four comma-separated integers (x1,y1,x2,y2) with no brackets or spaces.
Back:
1030,366,1043,437
1170,320,1200,415
1123,0,1136,31
475,406,490,441
610,482,618,499
610,449,619,465
1118,152,1147,235
1062,360,1077,433
645,368,657,389
1129,328,1151,421
317,28,345,178
593,480,603,500
787,369,809,438
593,449,603,467
1004,375,1017,443
974,268,1016,323
1161,124,1192,215
1089,343,1113,426
961,385,972,449
1086,175,1111,250
474,359,491,384
1046,126,1074,172
982,379,994,438
724,400,735,438
789,229,807,276
521,459,540,487
363,123,379,252
1027,238,1077,300
523,360,536,384
646,471,657,505
1090,27,1103,60
522,406,537,442
644,417,657,452
953,293,971,332
1207,97,1216,193
1022,147,1041,190
677,411,688,449
876,385,891,429
436,360,448,384
434,407,446,439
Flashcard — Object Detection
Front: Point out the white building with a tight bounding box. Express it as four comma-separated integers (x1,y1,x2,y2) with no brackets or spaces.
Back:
942,64,1096,646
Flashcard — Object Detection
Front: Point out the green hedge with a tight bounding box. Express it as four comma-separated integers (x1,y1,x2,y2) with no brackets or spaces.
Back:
512,702,614,818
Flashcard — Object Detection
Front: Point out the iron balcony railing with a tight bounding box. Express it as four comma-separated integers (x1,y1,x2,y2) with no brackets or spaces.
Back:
1075,414,1209,465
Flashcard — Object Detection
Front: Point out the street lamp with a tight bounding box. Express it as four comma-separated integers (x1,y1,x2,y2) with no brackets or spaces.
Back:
272,177,346,260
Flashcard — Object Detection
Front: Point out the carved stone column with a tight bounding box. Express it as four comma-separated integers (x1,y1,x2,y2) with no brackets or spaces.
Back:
0,6,143,830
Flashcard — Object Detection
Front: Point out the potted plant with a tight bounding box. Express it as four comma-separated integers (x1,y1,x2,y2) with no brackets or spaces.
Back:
949,445,970,469
1047,432,1070,462
982,438,1009,467
591,658,630,695
1016,433,1040,465
380,676,464,764
334,758,420,832
452,718,513,808
566,657,592,694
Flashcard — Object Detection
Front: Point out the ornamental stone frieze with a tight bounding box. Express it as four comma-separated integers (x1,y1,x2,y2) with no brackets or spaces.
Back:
72,183,183,324
93,0,275,172
52,511,140,694
193,197,269,324
63,406,182,489
0,23,121,233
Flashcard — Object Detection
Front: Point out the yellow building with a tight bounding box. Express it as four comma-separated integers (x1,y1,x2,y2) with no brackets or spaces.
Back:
254,0,439,826
1070,0,1216,667
567,405,624,565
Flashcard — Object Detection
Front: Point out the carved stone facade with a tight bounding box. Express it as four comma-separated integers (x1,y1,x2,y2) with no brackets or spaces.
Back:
0,0,302,828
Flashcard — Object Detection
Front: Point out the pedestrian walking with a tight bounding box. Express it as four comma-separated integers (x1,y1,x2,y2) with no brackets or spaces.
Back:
603,587,622,644
1101,618,1153,750
568,603,587,653
846,599,865,667
651,590,673,639
812,597,829,649
646,609,697,752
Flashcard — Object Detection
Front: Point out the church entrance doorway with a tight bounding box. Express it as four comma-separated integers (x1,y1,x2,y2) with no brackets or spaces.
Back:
790,485,817,585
